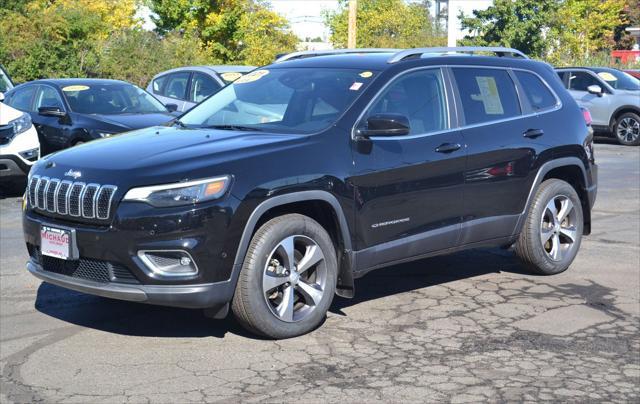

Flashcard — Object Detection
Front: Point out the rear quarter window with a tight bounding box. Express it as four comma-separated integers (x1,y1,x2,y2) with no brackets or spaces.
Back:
515,71,558,112
452,68,521,125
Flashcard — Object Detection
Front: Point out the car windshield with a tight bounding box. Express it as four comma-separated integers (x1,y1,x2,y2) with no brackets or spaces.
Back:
0,67,13,93
593,68,640,91
179,68,377,134
62,83,168,115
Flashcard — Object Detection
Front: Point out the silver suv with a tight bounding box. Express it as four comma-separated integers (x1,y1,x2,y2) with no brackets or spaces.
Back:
556,67,640,146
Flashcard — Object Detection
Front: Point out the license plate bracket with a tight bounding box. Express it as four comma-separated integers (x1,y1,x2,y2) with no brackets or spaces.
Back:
40,225,79,260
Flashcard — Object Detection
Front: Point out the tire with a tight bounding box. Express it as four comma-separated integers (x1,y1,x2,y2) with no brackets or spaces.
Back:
614,112,640,146
515,179,584,275
231,214,337,339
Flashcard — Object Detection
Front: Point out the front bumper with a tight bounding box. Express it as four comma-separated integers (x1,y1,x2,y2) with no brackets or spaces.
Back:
27,259,234,308
0,154,33,178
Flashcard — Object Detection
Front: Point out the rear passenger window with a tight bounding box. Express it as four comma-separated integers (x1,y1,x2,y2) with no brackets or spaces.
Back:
515,71,558,111
452,68,520,125
364,68,448,135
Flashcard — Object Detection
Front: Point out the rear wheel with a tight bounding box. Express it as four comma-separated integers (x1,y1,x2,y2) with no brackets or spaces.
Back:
515,179,584,275
232,214,337,339
614,112,640,146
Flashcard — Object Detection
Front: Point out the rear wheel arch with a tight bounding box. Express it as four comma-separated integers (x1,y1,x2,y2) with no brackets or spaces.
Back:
232,191,355,298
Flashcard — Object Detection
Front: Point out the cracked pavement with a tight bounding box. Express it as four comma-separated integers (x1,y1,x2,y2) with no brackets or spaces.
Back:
1,142,639,403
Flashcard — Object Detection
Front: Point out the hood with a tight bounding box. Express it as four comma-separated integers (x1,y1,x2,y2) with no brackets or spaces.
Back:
35,126,303,187
86,112,175,132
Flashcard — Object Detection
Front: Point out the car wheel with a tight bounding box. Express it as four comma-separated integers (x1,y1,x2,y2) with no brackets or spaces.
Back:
515,179,583,275
231,213,337,339
614,112,640,146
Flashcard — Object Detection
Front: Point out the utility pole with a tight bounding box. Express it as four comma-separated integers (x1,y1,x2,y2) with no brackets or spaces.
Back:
348,0,357,48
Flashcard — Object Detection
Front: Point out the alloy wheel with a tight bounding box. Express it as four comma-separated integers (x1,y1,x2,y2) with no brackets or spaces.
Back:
617,117,640,143
262,235,327,322
540,195,579,261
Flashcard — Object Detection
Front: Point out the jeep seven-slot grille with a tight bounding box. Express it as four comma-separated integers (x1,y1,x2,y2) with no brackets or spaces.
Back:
28,175,117,220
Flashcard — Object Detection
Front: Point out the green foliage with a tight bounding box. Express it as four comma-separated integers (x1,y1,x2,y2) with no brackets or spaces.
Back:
146,0,298,65
459,0,560,58
324,0,446,48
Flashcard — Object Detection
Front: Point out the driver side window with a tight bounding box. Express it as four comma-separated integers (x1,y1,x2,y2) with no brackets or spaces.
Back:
363,69,448,135
35,86,65,110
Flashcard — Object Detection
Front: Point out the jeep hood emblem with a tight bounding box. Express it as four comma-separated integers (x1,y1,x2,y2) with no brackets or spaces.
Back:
64,169,82,180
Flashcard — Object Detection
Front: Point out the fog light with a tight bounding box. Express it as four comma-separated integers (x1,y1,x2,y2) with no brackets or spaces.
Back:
19,148,40,162
137,250,198,278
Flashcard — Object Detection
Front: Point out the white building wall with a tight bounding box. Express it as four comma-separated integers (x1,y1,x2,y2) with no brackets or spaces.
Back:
447,0,494,47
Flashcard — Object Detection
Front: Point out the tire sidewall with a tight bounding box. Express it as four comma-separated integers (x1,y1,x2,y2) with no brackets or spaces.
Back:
614,112,640,146
240,215,337,338
525,180,584,275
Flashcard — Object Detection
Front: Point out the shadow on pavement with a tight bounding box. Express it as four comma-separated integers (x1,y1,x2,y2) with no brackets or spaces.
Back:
35,248,529,339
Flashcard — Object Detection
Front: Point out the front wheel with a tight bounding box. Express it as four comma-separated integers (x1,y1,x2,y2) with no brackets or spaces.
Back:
231,214,337,339
515,179,584,275
614,112,640,146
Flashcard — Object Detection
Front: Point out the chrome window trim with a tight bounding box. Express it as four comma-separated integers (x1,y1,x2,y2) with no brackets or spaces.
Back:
351,64,563,141
96,185,118,220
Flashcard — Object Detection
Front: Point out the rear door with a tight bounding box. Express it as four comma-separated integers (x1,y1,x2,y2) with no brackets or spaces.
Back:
451,67,543,245
351,67,466,268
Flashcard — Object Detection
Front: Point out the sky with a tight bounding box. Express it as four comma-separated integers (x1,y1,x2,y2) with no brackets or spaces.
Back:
270,0,341,41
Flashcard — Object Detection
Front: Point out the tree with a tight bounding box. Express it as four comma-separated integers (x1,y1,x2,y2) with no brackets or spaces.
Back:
614,0,640,50
551,0,626,61
459,0,560,58
324,0,445,49
146,0,298,65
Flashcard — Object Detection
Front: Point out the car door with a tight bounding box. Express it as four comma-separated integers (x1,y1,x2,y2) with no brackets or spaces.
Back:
187,72,222,110
152,71,191,112
451,67,543,245
564,70,612,127
32,85,70,151
350,67,465,270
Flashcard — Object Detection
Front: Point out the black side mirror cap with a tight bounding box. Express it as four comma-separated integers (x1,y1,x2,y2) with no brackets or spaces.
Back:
165,103,178,112
38,106,66,117
357,113,411,138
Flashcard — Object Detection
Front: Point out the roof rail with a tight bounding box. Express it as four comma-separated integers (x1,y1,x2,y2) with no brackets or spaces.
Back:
275,48,400,63
387,47,529,63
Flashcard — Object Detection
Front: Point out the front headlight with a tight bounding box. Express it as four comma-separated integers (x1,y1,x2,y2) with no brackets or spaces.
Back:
9,113,32,135
123,176,231,207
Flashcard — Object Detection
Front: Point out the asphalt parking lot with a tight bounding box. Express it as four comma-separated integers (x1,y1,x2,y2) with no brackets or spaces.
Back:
1,141,638,403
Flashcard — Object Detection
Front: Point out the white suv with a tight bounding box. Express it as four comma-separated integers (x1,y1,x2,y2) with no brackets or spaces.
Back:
1,67,40,189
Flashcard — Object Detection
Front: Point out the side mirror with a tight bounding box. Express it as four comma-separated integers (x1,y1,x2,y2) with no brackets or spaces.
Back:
358,114,411,138
38,106,66,117
587,85,603,96
165,103,178,112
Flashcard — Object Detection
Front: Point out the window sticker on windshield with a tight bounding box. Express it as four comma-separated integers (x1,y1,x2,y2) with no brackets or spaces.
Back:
62,85,90,92
471,76,504,115
597,72,617,82
350,82,363,91
234,70,269,84
220,72,243,82
359,71,373,78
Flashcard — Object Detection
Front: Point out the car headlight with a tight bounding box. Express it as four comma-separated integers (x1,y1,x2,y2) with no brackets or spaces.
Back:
123,176,231,207
9,113,32,135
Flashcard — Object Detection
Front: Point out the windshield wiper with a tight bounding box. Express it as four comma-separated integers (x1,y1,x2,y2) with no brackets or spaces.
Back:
203,124,262,132
173,119,188,128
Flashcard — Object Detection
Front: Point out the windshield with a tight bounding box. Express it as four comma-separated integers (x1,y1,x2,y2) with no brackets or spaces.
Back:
593,68,640,91
62,83,168,114
0,67,13,93
179,68,377,133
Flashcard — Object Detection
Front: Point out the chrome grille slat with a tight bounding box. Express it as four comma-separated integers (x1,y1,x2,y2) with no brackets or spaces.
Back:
28,176,117,221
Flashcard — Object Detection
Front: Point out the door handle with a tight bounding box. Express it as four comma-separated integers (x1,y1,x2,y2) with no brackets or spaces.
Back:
435,143,462,153
523,128,544,138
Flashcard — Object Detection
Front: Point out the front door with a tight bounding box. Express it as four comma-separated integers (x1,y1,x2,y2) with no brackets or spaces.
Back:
33,85,70,152
350,68,466,270
564,70,612,127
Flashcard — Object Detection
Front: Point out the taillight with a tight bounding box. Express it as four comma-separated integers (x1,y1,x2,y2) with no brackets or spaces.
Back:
581,107,593,126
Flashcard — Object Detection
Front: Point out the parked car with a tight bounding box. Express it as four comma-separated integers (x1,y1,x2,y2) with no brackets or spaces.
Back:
624,69,640,80
147,65,256,112
556,67,640,146
0,65,13,94
3,79,177,154
23,47,597,338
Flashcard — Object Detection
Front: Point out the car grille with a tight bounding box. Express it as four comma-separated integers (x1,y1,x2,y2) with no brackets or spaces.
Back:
29,245,139,284
0,124,14,145
28,175,117,221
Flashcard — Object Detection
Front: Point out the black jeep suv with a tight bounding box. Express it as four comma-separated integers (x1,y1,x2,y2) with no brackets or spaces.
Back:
23,47,597,338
